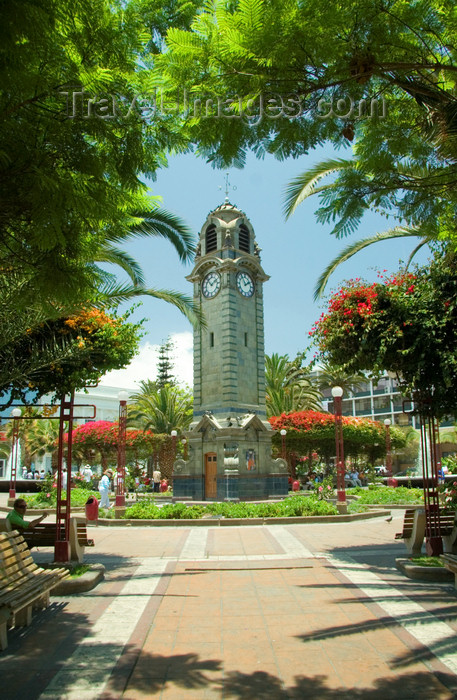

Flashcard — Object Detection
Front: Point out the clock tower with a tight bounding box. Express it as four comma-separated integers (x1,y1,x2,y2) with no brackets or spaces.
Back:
172,201,288,501
189,201,269,423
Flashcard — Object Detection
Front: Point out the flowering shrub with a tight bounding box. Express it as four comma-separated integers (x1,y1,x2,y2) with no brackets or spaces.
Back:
311,271,418,372
316,476,334,500
71,473,89,489
65,420,167,464
9,306,142,401
296,451,324,477
440,481,457,511
269,410,406,462
310,252,457,417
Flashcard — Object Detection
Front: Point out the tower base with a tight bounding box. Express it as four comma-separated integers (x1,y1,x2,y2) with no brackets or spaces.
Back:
172,412,288,501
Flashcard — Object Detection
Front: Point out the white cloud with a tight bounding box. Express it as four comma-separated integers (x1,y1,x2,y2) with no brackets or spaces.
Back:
100,331,193,390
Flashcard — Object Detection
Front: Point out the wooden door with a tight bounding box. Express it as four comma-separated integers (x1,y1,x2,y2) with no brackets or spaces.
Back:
205,453,217,499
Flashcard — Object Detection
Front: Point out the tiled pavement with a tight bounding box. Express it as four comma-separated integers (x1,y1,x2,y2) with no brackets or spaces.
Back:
1,513,457,699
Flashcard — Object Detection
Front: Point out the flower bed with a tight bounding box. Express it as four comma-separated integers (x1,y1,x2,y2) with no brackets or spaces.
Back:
123,496,340,520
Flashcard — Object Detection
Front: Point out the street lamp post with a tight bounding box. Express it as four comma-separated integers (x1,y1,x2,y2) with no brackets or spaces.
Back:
331,386,347,513
384,418,393,485
116,391,129,507
9,408,22,500
171,430,178,456
280,429,287,460
171,430,178,489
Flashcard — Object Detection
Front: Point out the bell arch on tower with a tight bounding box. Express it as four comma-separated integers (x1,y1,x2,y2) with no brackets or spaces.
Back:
205,224,217,253
238,223,250,253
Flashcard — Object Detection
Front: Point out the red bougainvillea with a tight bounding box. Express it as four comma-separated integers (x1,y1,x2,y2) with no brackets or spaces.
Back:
64,420,163,460
310,271,417,347
310,252,457,416
269,411,406,462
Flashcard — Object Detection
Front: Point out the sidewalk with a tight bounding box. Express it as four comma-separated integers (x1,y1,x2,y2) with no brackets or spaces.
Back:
1,512,457,699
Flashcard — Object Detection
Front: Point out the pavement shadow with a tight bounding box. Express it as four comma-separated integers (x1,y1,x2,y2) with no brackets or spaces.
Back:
0,606,95,697
293,604,457,671
102,652,457,700
219,669,457,699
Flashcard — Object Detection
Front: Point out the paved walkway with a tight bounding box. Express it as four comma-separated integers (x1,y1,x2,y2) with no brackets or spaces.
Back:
1,512,457,699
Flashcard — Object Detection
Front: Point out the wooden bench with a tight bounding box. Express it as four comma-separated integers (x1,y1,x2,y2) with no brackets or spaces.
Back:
22,517,94,563
395,508,456,555
441,511,457,554
395,508,426,555
440,554,457,588
0,530,70,650
0,518,12,534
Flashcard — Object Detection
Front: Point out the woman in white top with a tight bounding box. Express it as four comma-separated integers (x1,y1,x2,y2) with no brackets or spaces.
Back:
98,469,113,509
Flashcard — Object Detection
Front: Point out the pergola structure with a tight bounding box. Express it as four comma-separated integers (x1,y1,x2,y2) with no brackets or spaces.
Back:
406,396,445,556
7,394,96,563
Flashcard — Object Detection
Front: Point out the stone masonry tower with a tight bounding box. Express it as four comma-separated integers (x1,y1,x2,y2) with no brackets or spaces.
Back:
190,201,268,423
172,201,288,501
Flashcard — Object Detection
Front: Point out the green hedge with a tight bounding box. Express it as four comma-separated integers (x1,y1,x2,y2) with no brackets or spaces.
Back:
123,496,339,520
23,488,99,508
353,486,423,505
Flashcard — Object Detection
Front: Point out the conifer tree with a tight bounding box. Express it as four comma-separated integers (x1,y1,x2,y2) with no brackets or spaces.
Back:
156,338,176,388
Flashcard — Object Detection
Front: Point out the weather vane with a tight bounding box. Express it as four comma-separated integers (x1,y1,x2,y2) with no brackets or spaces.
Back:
219,172,237,203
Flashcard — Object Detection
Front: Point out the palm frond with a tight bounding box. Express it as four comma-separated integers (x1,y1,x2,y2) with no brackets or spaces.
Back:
120,208,196,262
96,245,145,286
405,239,431,269
283,158,352,219
97,281,205,328
313,226,426,300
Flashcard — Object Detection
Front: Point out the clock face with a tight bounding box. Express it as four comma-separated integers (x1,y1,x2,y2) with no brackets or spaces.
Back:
202,271,221,298
236,271,254,297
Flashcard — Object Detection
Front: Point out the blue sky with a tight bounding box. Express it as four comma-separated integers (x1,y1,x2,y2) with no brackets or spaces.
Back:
102,146,430,390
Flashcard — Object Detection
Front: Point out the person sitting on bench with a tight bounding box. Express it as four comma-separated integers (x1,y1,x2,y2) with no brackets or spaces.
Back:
6,498,47,533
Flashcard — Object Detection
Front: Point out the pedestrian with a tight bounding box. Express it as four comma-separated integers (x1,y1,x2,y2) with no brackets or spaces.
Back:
62,467,68,490
83,464,93,483
98,469,113,509
160,478,169,493
153,468,161,493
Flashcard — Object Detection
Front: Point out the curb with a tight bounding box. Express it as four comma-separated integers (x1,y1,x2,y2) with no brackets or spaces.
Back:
395,558,454,583
91,509,391,527
43,564,105,595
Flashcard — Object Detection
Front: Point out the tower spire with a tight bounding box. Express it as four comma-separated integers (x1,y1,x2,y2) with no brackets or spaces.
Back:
219,172,237,203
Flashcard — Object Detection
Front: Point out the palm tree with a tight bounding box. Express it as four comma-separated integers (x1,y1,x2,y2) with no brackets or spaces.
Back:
265,353,322,417
26,418,61,472
129,382,193,434
282,158,434,299
129,382,193,480
315,361,367,398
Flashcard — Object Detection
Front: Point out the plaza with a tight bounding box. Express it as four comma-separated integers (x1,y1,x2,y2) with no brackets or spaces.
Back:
1,507,457,699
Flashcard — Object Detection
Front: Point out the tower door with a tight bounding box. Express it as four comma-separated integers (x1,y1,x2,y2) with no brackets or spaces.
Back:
205,453,218,499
